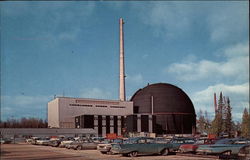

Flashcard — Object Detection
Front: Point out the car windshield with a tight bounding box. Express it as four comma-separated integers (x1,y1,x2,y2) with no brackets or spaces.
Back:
171,138,194,144
113,139,123,143
123,138,140,144
155,138,169,143
215,139,234,144
195,139,205,144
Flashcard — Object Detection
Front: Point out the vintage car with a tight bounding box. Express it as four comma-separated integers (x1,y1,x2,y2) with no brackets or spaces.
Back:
111,137,179,157
196,138,250,156
0,138,12,144
97,139,123,154
169,137,195,152
179,138,216,153
31,137,41,145
154,137,171,144
238,144,250,160
67,139,98,150
58,137,75,148
36,137,50,145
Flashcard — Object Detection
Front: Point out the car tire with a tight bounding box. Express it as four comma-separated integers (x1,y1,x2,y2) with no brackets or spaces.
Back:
122,153,128,157
161,148,169,156
222,150,231,155
76,146,82,150
107,151,113,155
129,151,138,157
179,149,184,154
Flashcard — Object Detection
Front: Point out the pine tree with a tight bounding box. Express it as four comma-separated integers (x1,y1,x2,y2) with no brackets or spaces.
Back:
204,110,211,134
210,112,223,136
210,92,224,135
197,110,206,134
241,108,250,138
225,97,232,137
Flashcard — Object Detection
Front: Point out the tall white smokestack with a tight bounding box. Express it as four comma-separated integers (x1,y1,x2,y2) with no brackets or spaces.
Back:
119,18,126,101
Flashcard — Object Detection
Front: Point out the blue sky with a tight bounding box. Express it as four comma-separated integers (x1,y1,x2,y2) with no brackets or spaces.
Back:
1,1,249,122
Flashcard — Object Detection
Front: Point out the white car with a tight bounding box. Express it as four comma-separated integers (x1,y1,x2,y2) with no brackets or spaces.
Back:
59,137,75,148
36,138,50,145
97,139,123,154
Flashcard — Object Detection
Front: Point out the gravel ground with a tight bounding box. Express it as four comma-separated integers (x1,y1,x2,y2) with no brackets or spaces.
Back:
1,143,217,160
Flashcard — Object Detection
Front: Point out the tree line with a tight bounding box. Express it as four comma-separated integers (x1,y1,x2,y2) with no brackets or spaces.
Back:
197,92,250,138
0,117,48,128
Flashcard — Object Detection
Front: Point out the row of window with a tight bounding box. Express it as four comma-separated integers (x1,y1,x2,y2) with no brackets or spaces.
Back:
75,100,119,105
69,104,92,107
69,104,126,109
110,106,125,108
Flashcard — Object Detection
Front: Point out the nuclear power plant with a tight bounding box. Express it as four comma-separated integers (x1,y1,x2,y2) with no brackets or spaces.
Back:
48,18,196,137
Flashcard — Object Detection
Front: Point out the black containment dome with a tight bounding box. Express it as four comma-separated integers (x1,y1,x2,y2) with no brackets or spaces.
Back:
130,83,196,134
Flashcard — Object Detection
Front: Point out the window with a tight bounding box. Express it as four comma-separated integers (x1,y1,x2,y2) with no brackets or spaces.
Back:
69,104,92,107
134,106,139,113
110,106,125,108
138,139,146,144
96,105,107,108
106,116,110,134
84,115,94,128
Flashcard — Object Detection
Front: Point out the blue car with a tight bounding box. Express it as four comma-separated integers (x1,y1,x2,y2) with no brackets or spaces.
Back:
196,138,250,156
111,137,180,157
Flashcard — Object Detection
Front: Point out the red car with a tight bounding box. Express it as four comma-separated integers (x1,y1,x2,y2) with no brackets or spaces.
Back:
179,138,217,153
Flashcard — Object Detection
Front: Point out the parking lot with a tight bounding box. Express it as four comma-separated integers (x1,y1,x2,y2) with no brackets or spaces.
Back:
1,143,217,160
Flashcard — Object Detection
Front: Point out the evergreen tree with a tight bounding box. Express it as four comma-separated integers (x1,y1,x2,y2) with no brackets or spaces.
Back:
204,110,211,134
241,108,250,138
225,97,232,137
197,110,206,134
210,92,224,136
210,112,223,136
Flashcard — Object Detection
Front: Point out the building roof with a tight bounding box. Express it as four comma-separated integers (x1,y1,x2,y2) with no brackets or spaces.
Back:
130,83,195,114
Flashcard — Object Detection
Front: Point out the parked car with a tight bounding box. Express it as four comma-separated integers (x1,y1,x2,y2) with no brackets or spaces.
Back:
169,137,195,152
238,144,250,160
90,137,105,143
154,137,171,144
58,137,75,148
196,138,250,156
68,139,99,150
48,138,60,146
25,138,33,144
111,137,180,157
0,138,12,144
36,137,50,145
30,137,41,145
97,139,123,154
179,138,217,153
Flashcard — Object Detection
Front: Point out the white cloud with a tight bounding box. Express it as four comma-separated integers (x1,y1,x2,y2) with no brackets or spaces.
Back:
166,42,249,82
191,82,249,121
224,42,249,58
80,88,112,100
207,3,249,43
126,74,144,84
131,2,248,42
131,2,193,39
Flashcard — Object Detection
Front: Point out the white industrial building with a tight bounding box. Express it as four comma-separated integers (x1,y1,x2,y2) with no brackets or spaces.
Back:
48,97,133,136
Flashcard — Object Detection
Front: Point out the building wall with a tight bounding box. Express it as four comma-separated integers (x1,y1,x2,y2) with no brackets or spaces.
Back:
48,97,133,129
48,98,59,128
